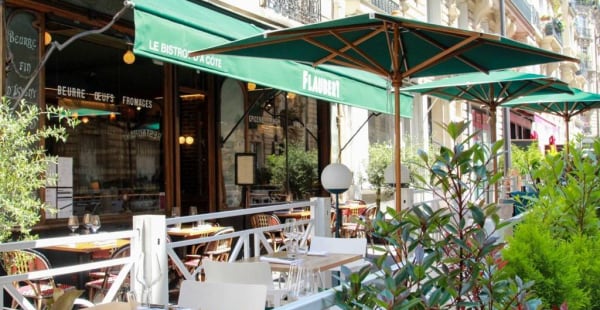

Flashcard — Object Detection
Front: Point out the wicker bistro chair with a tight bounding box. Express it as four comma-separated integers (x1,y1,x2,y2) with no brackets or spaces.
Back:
342,205,378,239
84,244,131,302
2,249,76,310
249,214,286,252
183,227,235,279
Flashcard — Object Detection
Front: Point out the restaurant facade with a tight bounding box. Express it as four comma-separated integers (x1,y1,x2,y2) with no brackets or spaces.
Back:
2,0,409,231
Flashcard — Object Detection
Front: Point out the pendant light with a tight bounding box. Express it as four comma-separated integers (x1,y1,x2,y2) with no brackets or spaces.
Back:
123,36,135,65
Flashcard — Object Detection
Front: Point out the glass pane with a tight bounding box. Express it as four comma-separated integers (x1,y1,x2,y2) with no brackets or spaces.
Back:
220,79,245,208
45,32,164,216
248,91,320,204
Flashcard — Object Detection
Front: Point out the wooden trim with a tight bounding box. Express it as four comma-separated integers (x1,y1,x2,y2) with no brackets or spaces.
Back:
207,75,219,212
317,100,331,197
163,63,178,213
6,0,134,36
0,2,5,96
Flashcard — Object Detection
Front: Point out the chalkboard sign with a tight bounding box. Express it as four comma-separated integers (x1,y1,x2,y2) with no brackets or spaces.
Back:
5,10,40,105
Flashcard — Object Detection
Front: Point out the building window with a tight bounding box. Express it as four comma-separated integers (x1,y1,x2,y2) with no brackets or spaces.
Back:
45,31,164,216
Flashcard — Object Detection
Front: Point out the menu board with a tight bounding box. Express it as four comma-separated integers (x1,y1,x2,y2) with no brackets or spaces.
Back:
5,10,40,105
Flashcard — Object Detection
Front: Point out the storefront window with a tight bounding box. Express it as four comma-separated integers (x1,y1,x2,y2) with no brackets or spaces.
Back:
45,32,163,216
247,90,320,205
220,79,245,207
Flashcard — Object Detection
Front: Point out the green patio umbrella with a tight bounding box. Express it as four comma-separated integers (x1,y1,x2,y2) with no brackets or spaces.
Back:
190,12,577,212
402,70,573,201
502,88,600,156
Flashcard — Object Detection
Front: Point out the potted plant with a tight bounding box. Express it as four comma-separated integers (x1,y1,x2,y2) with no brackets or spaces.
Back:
335,121,539,309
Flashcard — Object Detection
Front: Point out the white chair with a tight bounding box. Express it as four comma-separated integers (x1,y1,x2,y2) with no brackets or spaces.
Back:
178,280,267,310
309,236,370,286
202,260,285,307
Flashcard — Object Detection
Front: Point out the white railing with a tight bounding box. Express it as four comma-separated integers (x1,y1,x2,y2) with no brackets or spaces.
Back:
1,194,522,310
166,201,315,281
0,230,139,310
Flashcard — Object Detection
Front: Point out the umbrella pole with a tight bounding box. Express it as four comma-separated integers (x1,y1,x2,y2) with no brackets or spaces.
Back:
565,116,570,158
394,82,402,213
490,108,498,203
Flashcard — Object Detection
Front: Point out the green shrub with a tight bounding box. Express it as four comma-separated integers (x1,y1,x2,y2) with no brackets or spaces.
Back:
265,142,318,200
502,137,600,309
502,211,585,308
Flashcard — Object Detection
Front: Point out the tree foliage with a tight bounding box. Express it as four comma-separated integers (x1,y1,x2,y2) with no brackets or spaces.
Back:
0,98,78,242
266,142,318,200
336,121,537,309
366,143,392,208
510,142,543,188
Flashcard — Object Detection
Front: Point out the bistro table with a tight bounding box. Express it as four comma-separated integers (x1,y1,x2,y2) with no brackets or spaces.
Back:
167,225,227,257
44,239,130,255
246,251,362,273
273,210,311,221
44,239,130,288
166,225,223,239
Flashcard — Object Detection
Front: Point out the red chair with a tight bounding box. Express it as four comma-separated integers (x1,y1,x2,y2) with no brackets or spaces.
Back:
3,249,75,310
84,244,131,302
183,227,235,280
250,214,285,252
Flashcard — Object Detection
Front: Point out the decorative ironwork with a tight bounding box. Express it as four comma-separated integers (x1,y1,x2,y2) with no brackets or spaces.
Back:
543,20,563,45
263,0,321,24
511,0,539,28
571,0,598,6
369,0,400,14
576,26,592,40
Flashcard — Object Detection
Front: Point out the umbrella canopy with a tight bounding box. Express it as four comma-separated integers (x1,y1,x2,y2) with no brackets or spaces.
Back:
502,88,600,156
402,70,573,199
190,12,577,212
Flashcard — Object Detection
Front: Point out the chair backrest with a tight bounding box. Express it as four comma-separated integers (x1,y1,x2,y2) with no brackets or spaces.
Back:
3,249,52,281
2,249,56,300
363,205,378,220
178,280,267,310
202,260,274,289
309,236,367,256
269,214,281,225
250,213,272,228
203,227,234,261
103,244,131,281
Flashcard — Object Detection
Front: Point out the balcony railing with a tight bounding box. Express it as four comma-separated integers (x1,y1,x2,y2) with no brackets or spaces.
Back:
544,22,563,45
369,0,400,14
570,0,598,6
262,0,321,24
511,0,539,28
576,27,593,40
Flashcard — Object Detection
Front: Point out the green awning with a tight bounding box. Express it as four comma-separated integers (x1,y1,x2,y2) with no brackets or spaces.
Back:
130,0,412,117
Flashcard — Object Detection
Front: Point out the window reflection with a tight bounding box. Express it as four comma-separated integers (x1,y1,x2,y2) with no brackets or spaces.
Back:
247,90,320,205
45,33,163,216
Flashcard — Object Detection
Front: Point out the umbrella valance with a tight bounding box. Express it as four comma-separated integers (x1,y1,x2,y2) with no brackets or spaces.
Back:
130,0,412,116
502,88,600,155
402,70,573,201
190,13,577,79
402,71,573,105
190,11,577,212
502,88,600,117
